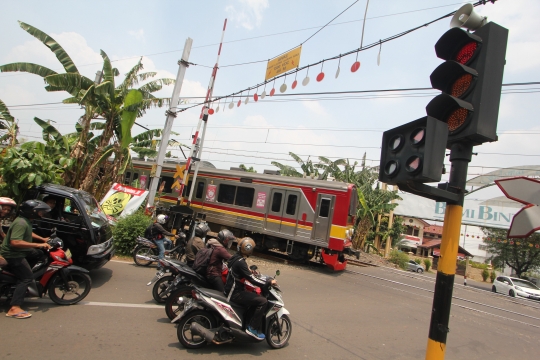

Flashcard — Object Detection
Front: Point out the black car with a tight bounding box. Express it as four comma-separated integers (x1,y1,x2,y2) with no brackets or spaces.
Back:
23,184,115,270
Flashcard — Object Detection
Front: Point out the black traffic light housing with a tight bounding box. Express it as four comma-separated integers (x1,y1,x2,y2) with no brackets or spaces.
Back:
379,116,448,186
426,22,508,147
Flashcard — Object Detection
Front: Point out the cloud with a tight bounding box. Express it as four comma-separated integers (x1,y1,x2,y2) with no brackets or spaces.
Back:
225,0,269,30
128,29,145,42
302,100,328,117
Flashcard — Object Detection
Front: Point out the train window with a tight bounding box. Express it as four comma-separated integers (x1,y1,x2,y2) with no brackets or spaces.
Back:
124,172,131,185
271,193,282,212
195,181,205,199
319,199,331,218
349,187,358,215
218,184,236,204
161,176,175,193
182,181,193,197
285,194,298,216
235,186,255,207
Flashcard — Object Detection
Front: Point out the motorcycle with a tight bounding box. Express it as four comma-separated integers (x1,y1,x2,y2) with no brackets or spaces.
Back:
173,270,291,349
132,232,186,267
0,230,92,305
150,258,260,318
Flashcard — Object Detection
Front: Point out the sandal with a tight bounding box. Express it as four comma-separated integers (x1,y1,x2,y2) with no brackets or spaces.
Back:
6,311,32,319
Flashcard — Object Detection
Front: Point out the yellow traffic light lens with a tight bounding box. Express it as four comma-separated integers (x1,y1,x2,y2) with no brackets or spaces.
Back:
451,74,473,98
455,41,478,65
446,107,469,131
406,156,422,173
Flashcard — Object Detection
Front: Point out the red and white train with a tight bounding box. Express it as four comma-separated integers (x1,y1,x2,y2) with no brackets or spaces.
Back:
126,159,359,270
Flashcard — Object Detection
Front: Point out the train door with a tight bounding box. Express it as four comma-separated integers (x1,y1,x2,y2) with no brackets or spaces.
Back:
266,189,300,235
312,194,335,241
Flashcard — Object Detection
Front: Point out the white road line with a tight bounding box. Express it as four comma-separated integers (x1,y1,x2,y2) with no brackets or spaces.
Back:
24,298,163,309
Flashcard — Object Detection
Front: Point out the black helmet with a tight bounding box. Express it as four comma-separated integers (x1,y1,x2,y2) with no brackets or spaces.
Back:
217,229,235,247
49,238,64,250
19,200,51,219
194,223,210,238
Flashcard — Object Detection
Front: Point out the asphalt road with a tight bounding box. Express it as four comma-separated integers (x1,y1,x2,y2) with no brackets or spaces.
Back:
1,259,539,360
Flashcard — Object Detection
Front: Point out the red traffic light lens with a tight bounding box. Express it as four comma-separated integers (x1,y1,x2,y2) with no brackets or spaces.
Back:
411,128,425,146
405,156,422,173
451,73,473,98
455,41,478,65
384,161,399,177
447,107,469,131
389,135,404,152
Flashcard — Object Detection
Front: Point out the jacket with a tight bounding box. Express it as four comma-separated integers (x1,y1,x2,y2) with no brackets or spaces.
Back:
206,238,231,278
145,223,174,240
224,253,269,297
185,236,205,262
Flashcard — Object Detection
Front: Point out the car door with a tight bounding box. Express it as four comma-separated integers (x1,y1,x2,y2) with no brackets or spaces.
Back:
265,190,300,236
312,194,335,241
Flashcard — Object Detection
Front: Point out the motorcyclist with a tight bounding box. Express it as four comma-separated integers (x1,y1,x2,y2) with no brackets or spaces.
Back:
0,200,52,319
205,229,234,292
145,214,179,270
185,223,208,267
224,237,277,340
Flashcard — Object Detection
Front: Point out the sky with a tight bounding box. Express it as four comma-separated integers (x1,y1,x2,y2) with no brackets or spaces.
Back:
1,0,539,203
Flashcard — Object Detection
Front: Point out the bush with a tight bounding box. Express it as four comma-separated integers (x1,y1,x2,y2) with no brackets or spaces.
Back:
481,269,489,282
423,258,432,272
490,271,496,283
112,211,153,255
414,258,422,265
389,249,409,270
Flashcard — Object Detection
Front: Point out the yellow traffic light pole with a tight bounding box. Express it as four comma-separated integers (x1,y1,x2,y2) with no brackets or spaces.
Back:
425,142,472,360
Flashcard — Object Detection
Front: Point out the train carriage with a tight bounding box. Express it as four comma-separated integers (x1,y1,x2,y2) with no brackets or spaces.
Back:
128,159,359,270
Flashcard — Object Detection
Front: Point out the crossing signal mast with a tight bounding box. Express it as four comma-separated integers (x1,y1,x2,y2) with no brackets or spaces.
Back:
378,3,508,359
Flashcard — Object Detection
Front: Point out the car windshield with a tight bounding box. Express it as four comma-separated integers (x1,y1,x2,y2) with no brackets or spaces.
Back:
512,279,540,290
78,193,108,228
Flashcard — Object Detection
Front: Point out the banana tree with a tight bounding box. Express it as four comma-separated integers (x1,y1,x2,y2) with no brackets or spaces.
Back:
0,99,18,148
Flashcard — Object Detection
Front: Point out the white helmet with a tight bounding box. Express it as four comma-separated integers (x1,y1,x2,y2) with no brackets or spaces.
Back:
156,214,168,224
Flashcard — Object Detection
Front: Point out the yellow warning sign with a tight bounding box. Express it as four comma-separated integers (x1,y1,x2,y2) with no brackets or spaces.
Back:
265,46,302,81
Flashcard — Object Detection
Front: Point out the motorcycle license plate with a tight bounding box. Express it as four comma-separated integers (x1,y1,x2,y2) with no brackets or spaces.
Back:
65,249,72,260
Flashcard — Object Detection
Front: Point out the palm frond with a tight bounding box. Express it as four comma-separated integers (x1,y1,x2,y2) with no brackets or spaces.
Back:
18,21,79,73
138,72,157,81
120,58,144,90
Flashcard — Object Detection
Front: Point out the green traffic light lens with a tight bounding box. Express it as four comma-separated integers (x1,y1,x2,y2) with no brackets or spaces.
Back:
384,161,399,177
405,156,422,174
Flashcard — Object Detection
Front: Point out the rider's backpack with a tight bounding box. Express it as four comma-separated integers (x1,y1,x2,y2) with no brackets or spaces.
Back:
192,245,214,275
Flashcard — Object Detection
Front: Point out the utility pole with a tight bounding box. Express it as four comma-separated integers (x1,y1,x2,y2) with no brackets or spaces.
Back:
147,38,193,208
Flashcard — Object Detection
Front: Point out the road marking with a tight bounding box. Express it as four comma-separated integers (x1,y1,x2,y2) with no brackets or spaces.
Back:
110,259,134,264
24,298,163,309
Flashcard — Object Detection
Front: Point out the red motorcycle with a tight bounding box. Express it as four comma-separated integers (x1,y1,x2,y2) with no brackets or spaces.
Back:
0,232,92,305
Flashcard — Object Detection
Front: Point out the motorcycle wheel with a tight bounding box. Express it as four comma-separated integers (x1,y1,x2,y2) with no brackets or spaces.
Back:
266,314,292,349
48,272,92,305
133,246,155,267
152,275,175,303
177,310,216,349
165,286,193,320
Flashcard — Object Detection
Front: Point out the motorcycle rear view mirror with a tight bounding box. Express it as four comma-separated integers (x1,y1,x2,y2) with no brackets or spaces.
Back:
275,270,280,277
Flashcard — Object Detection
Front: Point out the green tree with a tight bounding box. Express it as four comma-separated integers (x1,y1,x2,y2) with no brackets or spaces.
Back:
239,164,257,173
482,227,540,278
0,99,18,147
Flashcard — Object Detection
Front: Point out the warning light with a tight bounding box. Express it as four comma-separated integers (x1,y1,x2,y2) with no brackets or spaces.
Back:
411,128,425,145
406,156,422,173
455,42,478,65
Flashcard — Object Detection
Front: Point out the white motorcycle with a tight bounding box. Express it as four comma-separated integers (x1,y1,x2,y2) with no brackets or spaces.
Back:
172,270,291,349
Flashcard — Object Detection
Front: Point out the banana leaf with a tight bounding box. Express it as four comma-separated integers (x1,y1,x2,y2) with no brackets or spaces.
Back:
120,89,143,149
0,62,57,78
45,73,93,91
18,21,79,74
0,99,14,123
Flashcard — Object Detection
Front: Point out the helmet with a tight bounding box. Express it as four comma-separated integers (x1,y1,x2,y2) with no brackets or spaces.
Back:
19,200,51,219
237,237,255,257
0,197,17,217
194,223,210,238
156,214,168,224
217,229,235,247
49,238,64,250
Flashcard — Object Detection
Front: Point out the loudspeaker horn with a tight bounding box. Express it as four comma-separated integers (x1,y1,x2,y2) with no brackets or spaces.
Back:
450,3,487,30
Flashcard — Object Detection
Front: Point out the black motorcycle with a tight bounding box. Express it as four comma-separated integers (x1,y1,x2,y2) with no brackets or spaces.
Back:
132,233,186,267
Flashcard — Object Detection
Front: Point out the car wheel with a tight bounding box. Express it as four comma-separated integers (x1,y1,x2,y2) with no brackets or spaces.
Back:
416,268,423,273
509,289,516,297
492,285,496,293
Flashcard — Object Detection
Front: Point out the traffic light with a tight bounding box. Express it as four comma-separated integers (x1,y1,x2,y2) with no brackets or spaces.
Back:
426,22,508,146
379,116,448,186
